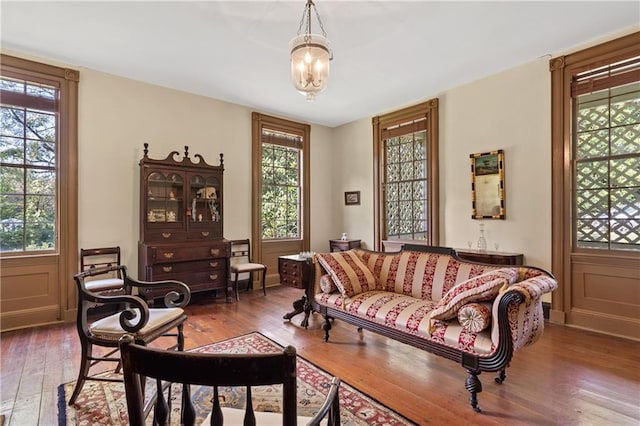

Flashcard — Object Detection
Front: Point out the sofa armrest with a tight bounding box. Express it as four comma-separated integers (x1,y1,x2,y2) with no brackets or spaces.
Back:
490,275,558,351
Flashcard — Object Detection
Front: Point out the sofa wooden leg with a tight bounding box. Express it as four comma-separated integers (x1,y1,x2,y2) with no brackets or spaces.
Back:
322,316,332,342
465,369,483,413
495,368,507,384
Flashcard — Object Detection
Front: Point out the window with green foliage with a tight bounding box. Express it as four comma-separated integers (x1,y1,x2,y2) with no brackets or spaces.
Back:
573,59,640,252
261,130,301,239
1,76,58,252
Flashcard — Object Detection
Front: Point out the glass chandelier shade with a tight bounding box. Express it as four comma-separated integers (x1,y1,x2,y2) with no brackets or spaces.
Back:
290,0,332,101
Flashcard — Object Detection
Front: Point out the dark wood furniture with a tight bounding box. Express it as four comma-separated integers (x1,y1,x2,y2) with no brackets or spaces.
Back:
69,264,190,406
138,144,231,302
455,249,524,265
329,239,361,252
382,239,523,265
119,334,341,426
229,239,267,302
279,254,314,327
80,246,121,273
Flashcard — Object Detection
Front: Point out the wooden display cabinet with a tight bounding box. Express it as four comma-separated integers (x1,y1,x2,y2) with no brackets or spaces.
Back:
138,144,231,302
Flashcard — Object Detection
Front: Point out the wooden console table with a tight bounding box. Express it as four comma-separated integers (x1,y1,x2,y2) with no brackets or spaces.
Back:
382,240,523,266
455,249,524,266
329,239,361,252
278,254,314,327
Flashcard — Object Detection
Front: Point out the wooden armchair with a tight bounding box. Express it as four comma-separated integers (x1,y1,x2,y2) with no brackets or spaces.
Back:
68,264,191,406
119,335,341,425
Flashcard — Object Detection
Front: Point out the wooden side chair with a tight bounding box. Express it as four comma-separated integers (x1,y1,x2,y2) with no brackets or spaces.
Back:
229,239,267,301
119,334,341,425
68,264,191,406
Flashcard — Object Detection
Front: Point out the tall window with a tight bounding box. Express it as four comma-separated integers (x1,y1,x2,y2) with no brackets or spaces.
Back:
384,124,427,240
1,73,59,252
251,112,310,259
261,130,302,239
373,100,439,249
573,59,640,252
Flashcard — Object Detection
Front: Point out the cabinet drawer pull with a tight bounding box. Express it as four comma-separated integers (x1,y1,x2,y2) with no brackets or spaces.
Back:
201,231,210,237
210,248,220,256
209,274,218,280
163,252,174,259
163,266,172,272
210,261,218,268
162,232,172,239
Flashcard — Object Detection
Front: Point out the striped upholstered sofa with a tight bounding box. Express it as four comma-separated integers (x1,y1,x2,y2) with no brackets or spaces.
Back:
311,244,557,412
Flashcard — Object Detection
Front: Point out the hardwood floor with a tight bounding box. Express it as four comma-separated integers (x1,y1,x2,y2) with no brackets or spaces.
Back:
1,285,639,425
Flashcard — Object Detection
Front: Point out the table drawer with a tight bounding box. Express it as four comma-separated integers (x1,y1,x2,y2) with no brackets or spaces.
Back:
280,274,305,289
279,259,302,275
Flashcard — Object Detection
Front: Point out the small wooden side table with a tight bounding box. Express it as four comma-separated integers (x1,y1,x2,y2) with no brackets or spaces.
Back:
329,239,361,252
278,254,314,327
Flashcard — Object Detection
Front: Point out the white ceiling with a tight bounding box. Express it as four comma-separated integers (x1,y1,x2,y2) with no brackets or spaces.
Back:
1,1,638,128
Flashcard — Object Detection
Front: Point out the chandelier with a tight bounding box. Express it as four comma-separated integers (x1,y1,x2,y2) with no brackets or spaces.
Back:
289,0,333,101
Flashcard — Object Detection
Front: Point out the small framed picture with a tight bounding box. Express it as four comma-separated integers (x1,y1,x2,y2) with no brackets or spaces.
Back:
344,191,360,206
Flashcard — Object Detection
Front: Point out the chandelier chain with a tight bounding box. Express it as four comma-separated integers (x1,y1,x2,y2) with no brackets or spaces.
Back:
296,0,328,39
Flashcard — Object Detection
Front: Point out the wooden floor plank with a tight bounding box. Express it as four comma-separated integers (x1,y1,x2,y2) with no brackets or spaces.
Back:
1,285,639,425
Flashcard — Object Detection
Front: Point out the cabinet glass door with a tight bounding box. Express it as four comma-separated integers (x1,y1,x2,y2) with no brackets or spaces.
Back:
188,174,222,236
146,172,183,225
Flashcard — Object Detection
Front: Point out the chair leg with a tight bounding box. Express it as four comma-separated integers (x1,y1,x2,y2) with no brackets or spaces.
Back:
262,267,267,296
234,273,240,302
177,323,185,351
68,340,93,405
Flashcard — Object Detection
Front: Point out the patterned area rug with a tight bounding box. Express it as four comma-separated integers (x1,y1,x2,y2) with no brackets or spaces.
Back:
58,332,415,425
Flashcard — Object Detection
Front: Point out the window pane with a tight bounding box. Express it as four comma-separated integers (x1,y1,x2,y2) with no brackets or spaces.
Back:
384,129,428,240
26,140,55,167
0,75,59,253
575,83,640,252
25,111,56,141
260,139,301,240
1,136,25,164
1,78,25,93
1,107,26,137
27,169,55,195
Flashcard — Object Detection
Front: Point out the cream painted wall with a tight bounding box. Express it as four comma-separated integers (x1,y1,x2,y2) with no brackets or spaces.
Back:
332,58,552,271
331,119,376,249
308,124,342,252
440,58,552,270
76,69,336,272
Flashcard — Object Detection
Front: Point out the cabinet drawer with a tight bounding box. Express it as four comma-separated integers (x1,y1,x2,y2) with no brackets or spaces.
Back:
146,231,187,242
142,270,227,298
151,259,226,277
152,243,227,262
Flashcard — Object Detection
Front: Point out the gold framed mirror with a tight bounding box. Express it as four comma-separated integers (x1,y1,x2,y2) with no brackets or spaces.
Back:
470,150,505,219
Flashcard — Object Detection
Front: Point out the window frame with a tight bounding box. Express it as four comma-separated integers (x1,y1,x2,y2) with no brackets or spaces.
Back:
372,99,439,250
0,54,78,260
549,31,640,323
